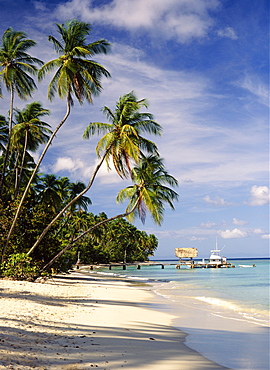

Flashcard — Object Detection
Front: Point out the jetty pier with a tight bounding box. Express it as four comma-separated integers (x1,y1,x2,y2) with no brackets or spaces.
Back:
76,260,235,271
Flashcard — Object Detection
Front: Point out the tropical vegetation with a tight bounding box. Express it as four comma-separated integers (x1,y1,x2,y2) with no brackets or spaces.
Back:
0,20,178,280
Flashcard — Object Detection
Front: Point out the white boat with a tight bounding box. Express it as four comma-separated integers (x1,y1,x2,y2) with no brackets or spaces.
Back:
194,240,233,268
208,240,227,265
239,264,256,268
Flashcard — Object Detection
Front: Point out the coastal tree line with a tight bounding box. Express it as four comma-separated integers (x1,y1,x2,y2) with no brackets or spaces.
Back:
0,20,178,279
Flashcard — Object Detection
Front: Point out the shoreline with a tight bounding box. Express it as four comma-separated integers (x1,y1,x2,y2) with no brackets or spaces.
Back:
0,272,229,370
79,266,270,370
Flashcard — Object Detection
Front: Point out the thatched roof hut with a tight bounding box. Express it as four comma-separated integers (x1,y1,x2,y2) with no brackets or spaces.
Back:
175,248,198,259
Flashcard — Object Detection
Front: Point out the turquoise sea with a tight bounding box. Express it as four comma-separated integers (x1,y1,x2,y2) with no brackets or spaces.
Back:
87,258,269,370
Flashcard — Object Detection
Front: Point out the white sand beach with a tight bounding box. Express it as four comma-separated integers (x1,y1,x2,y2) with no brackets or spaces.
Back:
0,272,230,370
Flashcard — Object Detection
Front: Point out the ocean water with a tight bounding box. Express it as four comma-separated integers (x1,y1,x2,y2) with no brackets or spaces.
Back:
86,258,269,370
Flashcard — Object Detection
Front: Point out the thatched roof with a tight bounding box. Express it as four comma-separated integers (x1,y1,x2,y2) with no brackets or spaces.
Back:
175,248,198,258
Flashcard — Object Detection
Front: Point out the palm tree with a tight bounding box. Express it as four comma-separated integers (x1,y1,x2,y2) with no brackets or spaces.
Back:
27,91,161,255
11,102,51,196
85,91,162,178
117,154,179,225
53,180,91,239
5,20,110,248
0,28,43,193
67,181,92,211
36,174,63,212
41,154,178,272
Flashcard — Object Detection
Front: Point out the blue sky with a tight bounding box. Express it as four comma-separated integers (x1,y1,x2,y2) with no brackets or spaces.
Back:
0,0,269,258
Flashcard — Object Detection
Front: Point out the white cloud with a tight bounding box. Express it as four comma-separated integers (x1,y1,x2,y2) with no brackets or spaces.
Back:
189,236,206,241
252,228,264,234
219,228,247,239
241,75,269,107
247,185,270,206
52,157,84,173
217,26,238,40
203,195,233,206
261,234,270,239
55,0,219,43
233,218,247,226
201,221,217,228
33,1,47,11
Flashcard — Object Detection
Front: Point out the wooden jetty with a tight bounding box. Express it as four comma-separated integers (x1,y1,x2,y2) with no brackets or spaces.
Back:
175,247,235,269
77,259,235,271
75,246,235,271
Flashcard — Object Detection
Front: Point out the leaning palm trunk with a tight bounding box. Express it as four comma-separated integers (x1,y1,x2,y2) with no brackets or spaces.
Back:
41,199,139,272
2,98,71,261
27,146,111,256
0,86,14,195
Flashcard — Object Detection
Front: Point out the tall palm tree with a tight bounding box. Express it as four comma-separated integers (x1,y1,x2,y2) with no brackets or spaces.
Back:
117,154,179,225
27,91,161,255
5,20,110,248
85,91,162,178
0,28,43,193
41,154,178,272
11,102,51,196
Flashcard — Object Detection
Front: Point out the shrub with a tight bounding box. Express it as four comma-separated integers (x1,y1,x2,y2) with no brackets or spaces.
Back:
1,253,39,281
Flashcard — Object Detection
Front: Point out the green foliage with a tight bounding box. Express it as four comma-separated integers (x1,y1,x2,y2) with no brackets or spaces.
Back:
0,253,39,280
0,21,179,277
70,215,158,264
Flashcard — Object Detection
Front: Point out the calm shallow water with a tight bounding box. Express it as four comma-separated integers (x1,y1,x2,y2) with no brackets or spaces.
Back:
94,258,269,314
86,258,269,369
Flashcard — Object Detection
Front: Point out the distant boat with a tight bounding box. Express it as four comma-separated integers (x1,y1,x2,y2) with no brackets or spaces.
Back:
239,264,256,268
208,239,227,265
195,239,233,268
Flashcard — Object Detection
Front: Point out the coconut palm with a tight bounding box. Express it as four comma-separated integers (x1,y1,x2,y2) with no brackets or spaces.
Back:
39,20,111,104
85,91,162,178
67,181,92,211
0,28,43,193
36,174,63,212
41,154,178,272
11,102,51,196
27,91,161,256
5,20,110,247
117,154,179,225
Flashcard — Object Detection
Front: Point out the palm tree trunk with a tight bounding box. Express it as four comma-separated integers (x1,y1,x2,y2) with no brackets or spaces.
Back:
0,86,14,196
15,130,28,198
27,145,111,256
10,150,20,192
2,99,71,262
41,200,139,272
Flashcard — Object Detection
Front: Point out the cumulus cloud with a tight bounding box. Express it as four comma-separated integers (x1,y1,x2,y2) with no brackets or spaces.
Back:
233,218,247,226
55,0,219,43
219,228,247,239
247,185,270,206
217,26,238,39
203,195,233,206
261,234,270,239
52,157,84,173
